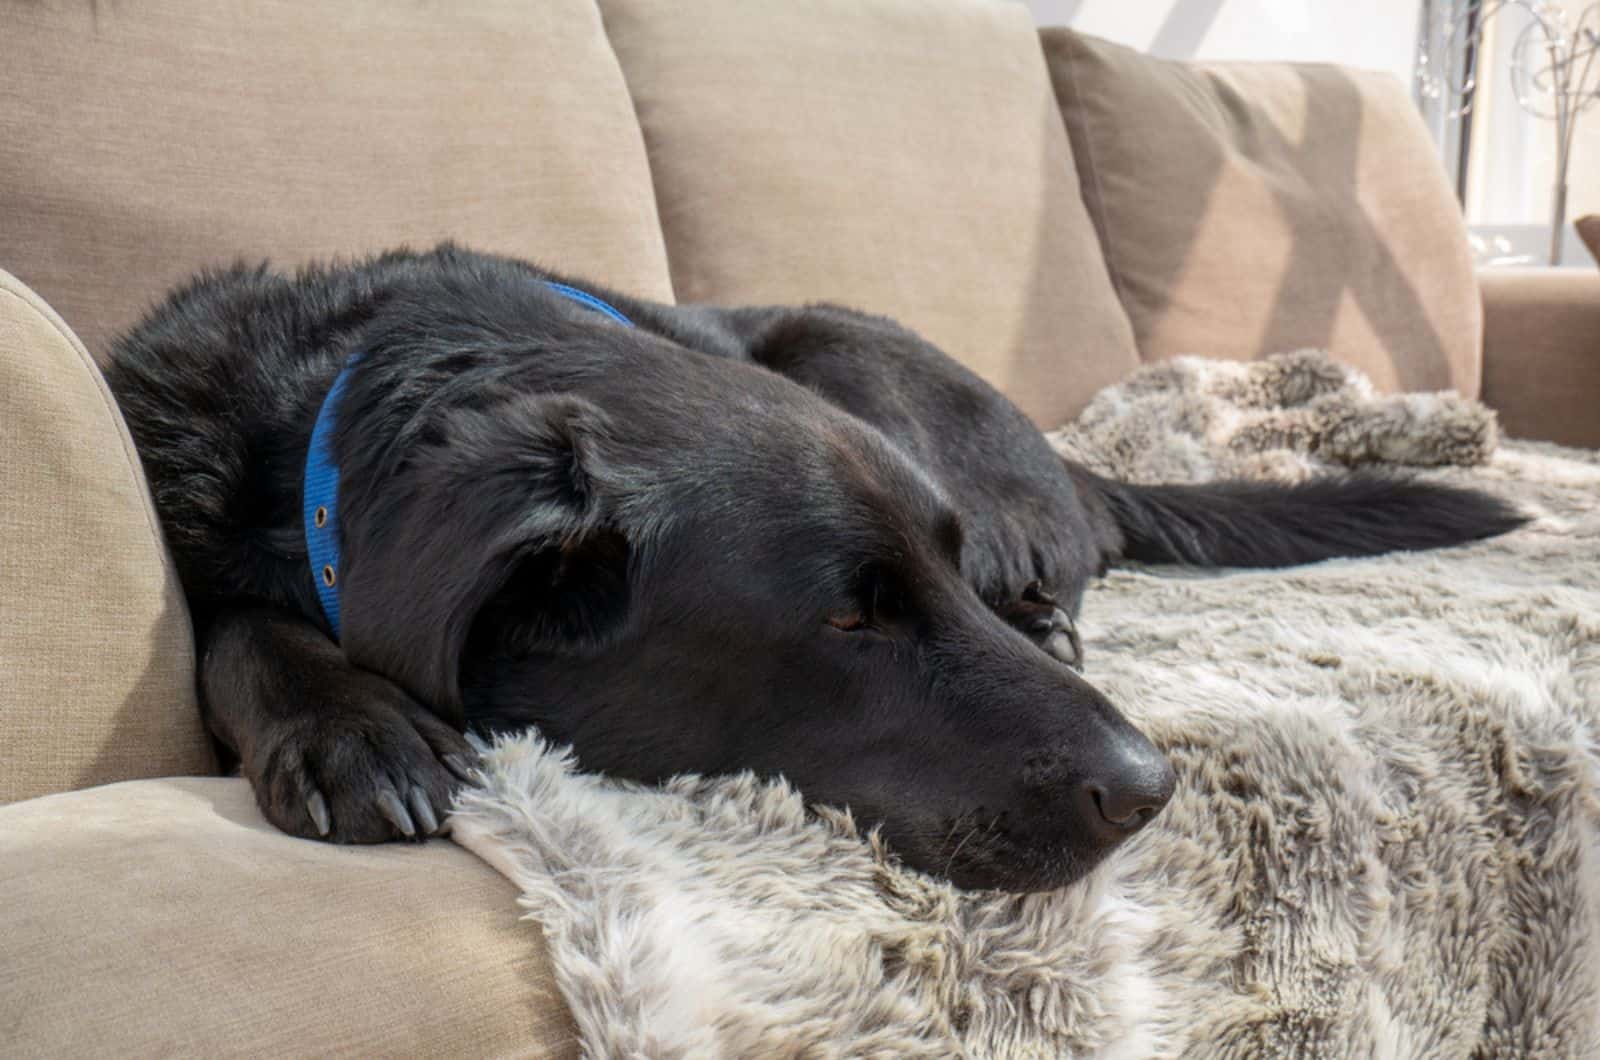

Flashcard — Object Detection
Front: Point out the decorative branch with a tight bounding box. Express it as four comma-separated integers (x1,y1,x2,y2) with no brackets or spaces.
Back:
1417,1,1600,264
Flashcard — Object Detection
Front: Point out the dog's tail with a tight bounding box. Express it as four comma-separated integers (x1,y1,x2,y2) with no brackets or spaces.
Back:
1075,467,1527,568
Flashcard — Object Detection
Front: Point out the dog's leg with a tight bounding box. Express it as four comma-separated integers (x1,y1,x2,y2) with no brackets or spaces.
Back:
199,605,477,842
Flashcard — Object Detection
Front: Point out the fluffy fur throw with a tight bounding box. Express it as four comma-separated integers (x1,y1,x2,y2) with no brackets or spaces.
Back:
1048,350,1498,483
452,354,1600,1058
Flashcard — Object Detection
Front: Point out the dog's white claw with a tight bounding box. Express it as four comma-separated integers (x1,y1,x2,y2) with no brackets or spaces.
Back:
407,785,439,835
306,790,331,837
376,786,416,837
1043,632,1077,666
1042,611,1084,671
443,753,479,784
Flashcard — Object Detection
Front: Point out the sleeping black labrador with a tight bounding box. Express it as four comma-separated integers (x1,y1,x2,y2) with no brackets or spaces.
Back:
106,245,1523,892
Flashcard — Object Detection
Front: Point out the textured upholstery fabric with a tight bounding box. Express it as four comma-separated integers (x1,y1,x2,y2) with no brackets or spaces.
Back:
0,269,214,804
1480,268,1600,449
0,0,673,361
0,778,579,1057
1042,29,1482,397
599,0,1141,428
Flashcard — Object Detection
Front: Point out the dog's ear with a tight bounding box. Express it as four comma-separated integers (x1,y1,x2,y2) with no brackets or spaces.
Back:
339,393,636,726
465,522,633,661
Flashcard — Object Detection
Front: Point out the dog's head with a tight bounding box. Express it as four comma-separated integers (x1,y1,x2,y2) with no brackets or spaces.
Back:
341,352,1172,892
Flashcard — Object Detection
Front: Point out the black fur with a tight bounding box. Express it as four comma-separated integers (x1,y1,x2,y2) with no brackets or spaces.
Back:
1089,471,1526,567
105,244,1524,891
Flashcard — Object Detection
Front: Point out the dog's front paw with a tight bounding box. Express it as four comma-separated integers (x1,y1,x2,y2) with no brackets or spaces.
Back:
247,679,479,844
998,581,1084,670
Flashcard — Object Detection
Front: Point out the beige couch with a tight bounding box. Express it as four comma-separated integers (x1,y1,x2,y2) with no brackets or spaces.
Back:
2,2,1596,1054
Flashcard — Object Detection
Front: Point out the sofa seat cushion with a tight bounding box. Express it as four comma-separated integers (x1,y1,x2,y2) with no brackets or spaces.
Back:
600,0,1141,428
0,269,214,804
1042,29,1482,397
0,778,577,1057
1,0,673,361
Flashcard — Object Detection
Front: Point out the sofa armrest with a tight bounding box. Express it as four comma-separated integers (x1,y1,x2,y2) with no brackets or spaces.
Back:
0,269,215,803
0,778,578,1057
1479,268,1600,448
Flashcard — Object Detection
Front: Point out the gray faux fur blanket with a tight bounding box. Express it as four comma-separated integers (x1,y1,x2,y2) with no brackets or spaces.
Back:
453,352,1600,1058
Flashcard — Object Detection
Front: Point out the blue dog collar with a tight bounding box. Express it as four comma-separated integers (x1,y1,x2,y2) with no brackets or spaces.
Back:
302,280,634,640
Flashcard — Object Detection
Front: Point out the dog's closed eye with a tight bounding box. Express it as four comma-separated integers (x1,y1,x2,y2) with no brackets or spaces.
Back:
825,565,911,636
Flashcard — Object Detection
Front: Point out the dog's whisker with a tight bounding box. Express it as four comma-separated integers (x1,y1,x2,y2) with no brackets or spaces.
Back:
943,823,981,880
937,816,964,855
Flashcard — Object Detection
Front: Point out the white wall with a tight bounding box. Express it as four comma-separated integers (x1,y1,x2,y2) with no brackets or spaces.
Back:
1027,0,1422,85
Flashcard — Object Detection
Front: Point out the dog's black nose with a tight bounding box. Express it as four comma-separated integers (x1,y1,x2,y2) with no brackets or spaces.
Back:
1075,740,1175,841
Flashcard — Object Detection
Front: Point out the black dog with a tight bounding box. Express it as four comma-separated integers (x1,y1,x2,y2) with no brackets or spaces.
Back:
106,245,1523,891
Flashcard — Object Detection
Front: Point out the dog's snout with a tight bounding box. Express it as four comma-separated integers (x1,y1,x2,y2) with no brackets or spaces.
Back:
1024,728,1175,853
1079,737,1175,840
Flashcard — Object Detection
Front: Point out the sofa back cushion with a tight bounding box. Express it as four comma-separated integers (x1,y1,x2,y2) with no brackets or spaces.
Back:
0,271,215,804
599,0,1141,427
1,0,673,362
1042,29,1481,396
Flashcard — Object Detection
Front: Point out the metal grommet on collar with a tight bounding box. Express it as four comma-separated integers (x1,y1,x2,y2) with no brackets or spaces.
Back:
314,506,328,528
322,565,337,588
